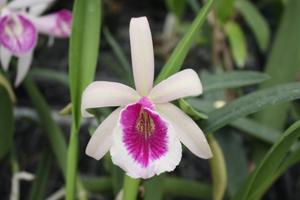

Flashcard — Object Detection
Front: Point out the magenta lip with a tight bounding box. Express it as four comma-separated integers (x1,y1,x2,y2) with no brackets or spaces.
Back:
120,99,168,167
0,14,37,55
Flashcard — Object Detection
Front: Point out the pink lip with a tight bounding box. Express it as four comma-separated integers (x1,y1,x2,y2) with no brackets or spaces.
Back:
0,14,37,55
120,98,168,167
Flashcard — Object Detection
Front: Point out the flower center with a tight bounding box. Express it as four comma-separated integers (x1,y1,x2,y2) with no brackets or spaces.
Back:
136,108,155,137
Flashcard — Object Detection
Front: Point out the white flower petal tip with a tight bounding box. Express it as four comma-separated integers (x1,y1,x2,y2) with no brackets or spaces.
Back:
110,100,182,179
14,50,33,87
32,9,72,38
149,69,203,103
85,108,121,160
81,81,140,118
130,17,154,96
0,46,12,71
0,14,37,55
157,103,212,159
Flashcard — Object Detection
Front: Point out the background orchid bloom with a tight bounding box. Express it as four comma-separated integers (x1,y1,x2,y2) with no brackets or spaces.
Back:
82,17,212,179
0,0,72,86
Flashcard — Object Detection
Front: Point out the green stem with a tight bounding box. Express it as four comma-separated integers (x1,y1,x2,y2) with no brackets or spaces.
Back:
66,123,79,200
123,175,140,200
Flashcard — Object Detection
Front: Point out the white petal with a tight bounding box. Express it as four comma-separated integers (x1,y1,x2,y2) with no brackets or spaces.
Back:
86,108,121,160
0,46,12,71
149,69,203,103
130,17,154,96
157,103,212,159
15,50,33,86
81,81,140,118
7,0,54,10
110,112,182,179
29,3,51,16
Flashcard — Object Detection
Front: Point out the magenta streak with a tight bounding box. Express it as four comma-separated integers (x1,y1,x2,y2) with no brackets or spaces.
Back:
120,99,168,168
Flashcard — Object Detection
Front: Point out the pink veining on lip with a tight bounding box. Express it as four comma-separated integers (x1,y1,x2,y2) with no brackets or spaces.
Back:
120,98,168,167
0,14,37,54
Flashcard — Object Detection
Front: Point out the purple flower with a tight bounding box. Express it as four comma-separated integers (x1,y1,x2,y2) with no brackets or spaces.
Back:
0,0,72,86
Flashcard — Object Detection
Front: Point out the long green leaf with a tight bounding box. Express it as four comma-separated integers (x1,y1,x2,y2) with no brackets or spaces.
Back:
233,120,300,200
231,118,280,143
30,68,69,87
81,176,113,193
201,83,300,133
202,71,269,92
216,131,248,197
163,177,212,198
144,175,212,199
236,0,270,51
69,0,101,126
224,21,247,68
0,85,14,161
24,78,87,200
29,150,52,200
23,78,67,174
155,0,214,83
67,0,101,199
188,97,281,143
256,0,300,130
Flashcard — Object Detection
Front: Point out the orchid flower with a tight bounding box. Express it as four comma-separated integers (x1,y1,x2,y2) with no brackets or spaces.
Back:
0,0,72,86
82,17,212,179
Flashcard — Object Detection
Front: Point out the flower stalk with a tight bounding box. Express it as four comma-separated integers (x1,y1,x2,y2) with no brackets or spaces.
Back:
123,175,141,200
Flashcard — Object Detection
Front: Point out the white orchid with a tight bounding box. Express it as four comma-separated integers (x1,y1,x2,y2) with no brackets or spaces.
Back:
0,0,72,86
82,17,212,179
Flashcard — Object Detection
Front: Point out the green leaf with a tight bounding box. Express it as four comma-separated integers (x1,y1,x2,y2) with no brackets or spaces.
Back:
69,0,101,127
67,1,101,199
216,132,248,197
0,72,16,103
144,175,164,200
236,0,270,51
256,0,300,130
179,98,208,119
231,118,280,143
23,78,67,174
29,150,52,200
166,0,187,19
0,85,14,161
201,83,300,133
208,134,227,200
155,0,214,83
144,175,212,199
187,98,281,143
233,120,300,200
81,176,113,193
224,21,247,68
215,0,235,22
163,177,212,198
24,78,87,200
30,68,69,87
202,71,269,92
